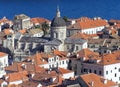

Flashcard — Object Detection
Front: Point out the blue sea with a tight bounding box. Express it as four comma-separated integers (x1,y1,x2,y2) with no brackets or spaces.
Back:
1,0,120,20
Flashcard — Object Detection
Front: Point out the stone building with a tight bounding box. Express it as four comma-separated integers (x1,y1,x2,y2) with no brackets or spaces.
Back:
13,14,31,30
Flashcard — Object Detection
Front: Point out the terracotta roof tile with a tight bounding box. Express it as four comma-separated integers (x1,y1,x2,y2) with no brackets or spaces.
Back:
80,73,117,87
0,79,4,84
5,62,45,73
18,29,27,34
4,71,29,82
0,17,13,24
31,17,50,24
0,52,8,57
68,17,108,30
58,68,74,74
99,50,120,65
53,50,67,57
3,28,13,35
19,81,40,87
77,48,99,60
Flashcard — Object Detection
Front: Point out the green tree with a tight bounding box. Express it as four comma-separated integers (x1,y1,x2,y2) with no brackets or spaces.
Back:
42,22,49,36
63,16,68,22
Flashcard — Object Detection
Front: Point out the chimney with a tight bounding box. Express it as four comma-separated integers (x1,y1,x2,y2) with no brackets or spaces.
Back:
103,79,107,84
90,81,94,87
114,23,117,25
107,50,111,54
31,73,35,78
97,17,101,20
21,64,26,69
42,59,45,62
67,52,71,57
94,17,97,20
76,53,79,58
101,78,107,84
5,76,9,80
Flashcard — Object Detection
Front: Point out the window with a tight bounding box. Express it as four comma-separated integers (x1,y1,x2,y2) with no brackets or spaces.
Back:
56,62,58,67
89,69,92,73
66,60,68,64
54,57,56,61
52,64,54,68
52,59,54,61
94,70,97,74
99,71,102,75
76,46,79,50
59,61,61,65
115,73,117,77
67,45,69,49
115,67,117,69
111,70,112,73
84,68,88,72
106,71,108,75
54,33,58,38
49,65,51,68
119,68,120,72
62,61,64,64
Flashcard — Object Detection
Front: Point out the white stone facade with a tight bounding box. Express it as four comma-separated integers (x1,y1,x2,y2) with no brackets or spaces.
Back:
82,62,120,83
39,56,69,69
81,26,105,34
62,72,74,79
66,41,88,52
0,53,8,78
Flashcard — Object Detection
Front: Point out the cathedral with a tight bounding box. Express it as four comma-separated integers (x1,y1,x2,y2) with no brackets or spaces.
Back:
44,7,87,53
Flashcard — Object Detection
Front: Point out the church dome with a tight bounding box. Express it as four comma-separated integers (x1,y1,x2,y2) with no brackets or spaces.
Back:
51,17,66,27
51,7,66,27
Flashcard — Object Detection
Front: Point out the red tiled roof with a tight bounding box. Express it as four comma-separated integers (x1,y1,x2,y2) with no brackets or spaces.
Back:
0,79,4,84
0,52,8,57
0,17,12,24
31,17,50,24
58,68,74,74
4,71,29,82
80,73,117,87
18,29,27,34
68,17,108,30
53,50,67,57
109,19,120,24
77,48,99,60
19,81,40,87
99,50,120,65
3,28,13,35
5,62,45,73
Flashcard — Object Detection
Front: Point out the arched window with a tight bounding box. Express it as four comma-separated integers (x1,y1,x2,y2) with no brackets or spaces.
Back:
54,32,58,38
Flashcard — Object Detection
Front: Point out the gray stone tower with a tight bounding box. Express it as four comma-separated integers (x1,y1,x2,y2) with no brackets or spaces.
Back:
51,7,66,43
50,7,67,51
